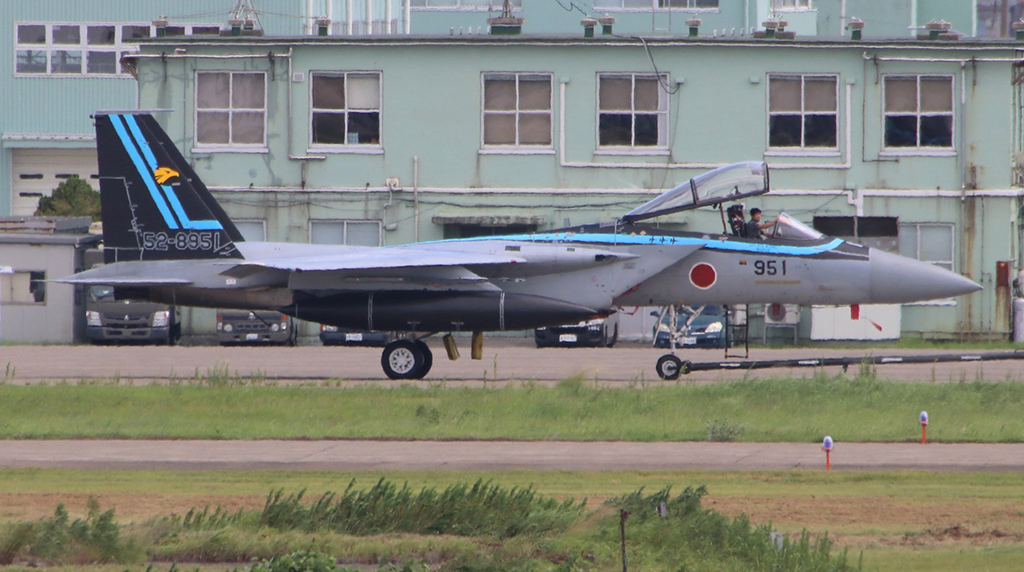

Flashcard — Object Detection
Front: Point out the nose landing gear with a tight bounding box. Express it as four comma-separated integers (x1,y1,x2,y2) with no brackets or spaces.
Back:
655,354,691,380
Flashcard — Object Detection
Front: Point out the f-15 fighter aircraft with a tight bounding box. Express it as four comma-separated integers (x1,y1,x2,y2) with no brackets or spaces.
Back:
61,113,981,379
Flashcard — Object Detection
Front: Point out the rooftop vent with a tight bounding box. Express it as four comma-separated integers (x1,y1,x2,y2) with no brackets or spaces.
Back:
686,18,701,38
581,18,597,38
920,19,959,40
847,17,864,40
488,0,523,35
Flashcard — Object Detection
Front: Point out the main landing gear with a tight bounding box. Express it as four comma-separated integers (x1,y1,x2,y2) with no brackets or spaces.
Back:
381,339,433,380
379,331,484,380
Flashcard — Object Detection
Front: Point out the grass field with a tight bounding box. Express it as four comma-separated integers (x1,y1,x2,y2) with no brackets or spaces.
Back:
1,374,1023,441
0,468,1022,571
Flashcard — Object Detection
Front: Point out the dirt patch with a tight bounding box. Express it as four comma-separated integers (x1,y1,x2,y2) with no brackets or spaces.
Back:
900,525,1024,547
0,493,263,523
704,494,1024,549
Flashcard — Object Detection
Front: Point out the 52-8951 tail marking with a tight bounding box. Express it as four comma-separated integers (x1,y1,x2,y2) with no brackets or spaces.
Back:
142,231,219,252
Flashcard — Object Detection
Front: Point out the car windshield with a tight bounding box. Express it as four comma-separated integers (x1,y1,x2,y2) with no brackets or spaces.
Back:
660,305,725,328
623,162,769,222
767,212,824,241
89,285,114,300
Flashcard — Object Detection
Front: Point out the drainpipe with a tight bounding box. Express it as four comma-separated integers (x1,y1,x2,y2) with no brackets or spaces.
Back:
404,0,411,34
413,156,420,242
346,0,353,34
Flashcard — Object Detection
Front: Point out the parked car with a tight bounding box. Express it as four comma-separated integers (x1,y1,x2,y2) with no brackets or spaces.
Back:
319,324,391,347
85,285,179,345
535,316,618,348
216,310,295,345
653,305,728,349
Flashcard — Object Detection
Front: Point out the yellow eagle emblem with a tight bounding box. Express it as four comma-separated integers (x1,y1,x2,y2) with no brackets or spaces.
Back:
154,167,180,184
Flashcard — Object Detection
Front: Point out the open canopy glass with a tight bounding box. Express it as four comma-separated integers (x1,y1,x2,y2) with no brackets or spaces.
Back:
622,161,769,223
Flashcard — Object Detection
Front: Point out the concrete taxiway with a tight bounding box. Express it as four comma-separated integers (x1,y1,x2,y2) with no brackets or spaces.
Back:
0,440,1022,472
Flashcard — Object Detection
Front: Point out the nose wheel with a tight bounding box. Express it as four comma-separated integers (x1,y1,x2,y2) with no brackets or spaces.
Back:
381,339,434,380
655,354,690,380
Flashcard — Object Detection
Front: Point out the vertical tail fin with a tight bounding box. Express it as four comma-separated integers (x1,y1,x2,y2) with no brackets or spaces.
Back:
95,112,244,262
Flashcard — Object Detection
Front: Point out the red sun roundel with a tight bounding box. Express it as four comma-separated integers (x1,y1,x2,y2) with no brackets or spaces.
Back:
689,263,717,289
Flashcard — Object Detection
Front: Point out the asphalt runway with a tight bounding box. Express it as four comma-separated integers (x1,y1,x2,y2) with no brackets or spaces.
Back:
3,342,1024,384
0,440,1022,472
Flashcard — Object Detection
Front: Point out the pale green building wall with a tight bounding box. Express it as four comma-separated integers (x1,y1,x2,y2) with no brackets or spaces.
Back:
133,35,1023,339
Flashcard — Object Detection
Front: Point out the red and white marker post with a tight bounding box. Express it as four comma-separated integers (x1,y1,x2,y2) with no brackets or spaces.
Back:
919,411,929,444
822,436,834,471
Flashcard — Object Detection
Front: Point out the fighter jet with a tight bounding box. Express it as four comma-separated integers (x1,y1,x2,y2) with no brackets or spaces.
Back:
61,113,981,379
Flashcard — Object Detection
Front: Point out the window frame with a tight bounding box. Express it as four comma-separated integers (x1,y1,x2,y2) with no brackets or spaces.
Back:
898,222,955,272
309,219,383,246
898,222,957,305
233,219,268,242
595,72,670,154
0,270,46,305
480,72,554,154
308,71,384,154
409,0,522,12
765,73,840,155
14,22,218,77
591,0,719,12
881,74,956,156
771,0,813,12
193,70,269,152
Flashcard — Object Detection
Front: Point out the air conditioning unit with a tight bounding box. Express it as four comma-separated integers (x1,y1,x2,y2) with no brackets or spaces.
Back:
765,303,800,325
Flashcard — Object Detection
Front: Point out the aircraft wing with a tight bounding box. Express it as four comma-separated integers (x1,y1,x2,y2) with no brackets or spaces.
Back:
231,246,526,273
57,262,195,286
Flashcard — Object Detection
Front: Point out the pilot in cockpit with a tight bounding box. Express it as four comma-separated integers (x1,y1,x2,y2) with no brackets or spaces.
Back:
745,208,777,240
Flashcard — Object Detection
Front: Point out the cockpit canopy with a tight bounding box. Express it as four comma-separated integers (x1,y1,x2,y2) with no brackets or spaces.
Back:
622,161,769,223
766,212,824,241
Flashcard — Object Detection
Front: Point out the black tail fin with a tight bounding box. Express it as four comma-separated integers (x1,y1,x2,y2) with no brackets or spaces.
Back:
95,113,244,263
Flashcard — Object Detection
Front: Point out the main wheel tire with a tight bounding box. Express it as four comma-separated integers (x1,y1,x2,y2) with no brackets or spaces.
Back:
412,340,433,379
656,354,683,380
381,340,425,380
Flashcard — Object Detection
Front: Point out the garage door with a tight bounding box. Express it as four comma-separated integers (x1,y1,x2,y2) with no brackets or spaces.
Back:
11,148,98,216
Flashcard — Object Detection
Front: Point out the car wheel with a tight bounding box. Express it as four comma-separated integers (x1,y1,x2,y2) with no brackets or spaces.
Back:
381,340,426,380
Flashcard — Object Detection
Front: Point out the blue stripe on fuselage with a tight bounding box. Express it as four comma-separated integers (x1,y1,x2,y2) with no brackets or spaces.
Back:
424,233,846,257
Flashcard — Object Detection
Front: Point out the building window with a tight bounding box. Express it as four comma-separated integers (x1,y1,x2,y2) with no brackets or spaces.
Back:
771,0,812,10
195,71,267,147
884,76,954,149
482,73,552,148
594,0,718,10
310,73,382,147
813,216,898,251
899,223,954,272
0,271,46,305
598,74,668,148
233,219,267,242
768,75,838,149
310,220,382,246
410,0,521,10
14,23,212,77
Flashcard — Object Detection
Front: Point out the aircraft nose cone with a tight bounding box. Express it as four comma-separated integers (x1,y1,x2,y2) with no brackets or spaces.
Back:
870,249,982,303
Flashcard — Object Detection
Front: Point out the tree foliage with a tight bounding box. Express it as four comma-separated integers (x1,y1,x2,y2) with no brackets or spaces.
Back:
34,176,101,221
